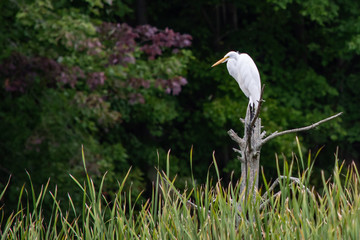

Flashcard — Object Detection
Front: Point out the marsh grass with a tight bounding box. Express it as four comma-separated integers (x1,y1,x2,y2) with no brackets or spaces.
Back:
1,142,360,239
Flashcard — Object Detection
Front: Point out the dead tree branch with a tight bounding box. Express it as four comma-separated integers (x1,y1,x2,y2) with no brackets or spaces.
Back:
260,176,313,210
228,129,245,147
261,175,312,200
261,112,343,146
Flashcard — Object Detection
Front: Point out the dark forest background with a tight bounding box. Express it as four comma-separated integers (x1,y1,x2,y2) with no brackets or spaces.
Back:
1,0,359,212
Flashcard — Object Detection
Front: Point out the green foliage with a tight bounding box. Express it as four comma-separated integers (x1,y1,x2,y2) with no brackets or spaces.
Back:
1,0,360,223
0,0,193,214
146,0,359,179
269,0,339,25
1,148,360,238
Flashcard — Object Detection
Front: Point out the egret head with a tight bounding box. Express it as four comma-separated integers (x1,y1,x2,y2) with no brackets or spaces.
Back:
211,51,238,67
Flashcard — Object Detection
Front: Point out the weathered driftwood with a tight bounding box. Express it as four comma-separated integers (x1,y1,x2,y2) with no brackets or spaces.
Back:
228,85,342,205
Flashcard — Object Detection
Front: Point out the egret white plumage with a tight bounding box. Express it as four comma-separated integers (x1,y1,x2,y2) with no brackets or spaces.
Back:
212,51,261,118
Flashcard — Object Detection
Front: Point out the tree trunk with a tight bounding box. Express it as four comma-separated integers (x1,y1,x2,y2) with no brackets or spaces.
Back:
226,85,342,217
240,105,261,203
228,100,342,210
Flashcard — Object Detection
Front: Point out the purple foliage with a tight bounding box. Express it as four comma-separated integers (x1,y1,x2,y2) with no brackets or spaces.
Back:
98,23,192,63
170,76,188,95
95,23,191,97
1,23,192,97
58,66,85,88
135,25,158,38
78,38,103,55
98,23,138,65
140,44,162,60
135,25,192,59
1,53,62,92
128,78,150,89
87,72,106,90
155,76,188,95
128,92,145,105
0,53,87,92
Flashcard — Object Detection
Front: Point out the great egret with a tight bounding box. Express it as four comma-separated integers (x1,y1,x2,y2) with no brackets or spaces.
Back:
212,51,261,117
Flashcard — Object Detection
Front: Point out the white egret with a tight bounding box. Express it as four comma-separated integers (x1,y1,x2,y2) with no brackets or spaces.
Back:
212,51,261,118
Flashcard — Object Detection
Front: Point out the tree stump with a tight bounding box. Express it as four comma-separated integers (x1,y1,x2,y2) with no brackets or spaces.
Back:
227,86,342,208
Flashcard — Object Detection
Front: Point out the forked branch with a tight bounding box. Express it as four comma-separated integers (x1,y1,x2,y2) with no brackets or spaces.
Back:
228,129,245,148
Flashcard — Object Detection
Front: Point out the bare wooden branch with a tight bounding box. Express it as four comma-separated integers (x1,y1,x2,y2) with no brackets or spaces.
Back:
232,148,245,162
187,198,216,214
260,131,266,138
228,129,245,148
233,148,242,154
237,155,245,163
260,176,313,210
186,200,199,209
259,191,281,210
261,112,343,146
261,176,312,200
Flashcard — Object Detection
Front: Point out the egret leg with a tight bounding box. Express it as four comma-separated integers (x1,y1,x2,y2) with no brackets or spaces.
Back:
249,104,255,121
247,103,256,135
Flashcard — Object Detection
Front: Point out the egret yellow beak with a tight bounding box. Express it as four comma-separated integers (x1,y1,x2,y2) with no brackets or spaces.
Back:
211,56,228,67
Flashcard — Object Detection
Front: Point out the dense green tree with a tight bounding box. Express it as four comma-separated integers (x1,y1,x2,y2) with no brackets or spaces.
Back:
0,0,192,212
1,0,360,215
144,0,359,177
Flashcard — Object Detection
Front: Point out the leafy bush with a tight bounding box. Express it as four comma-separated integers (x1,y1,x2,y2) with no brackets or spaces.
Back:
0,0,193,213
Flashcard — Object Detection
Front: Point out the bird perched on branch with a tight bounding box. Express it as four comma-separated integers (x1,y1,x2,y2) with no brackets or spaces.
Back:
212,51,261,119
